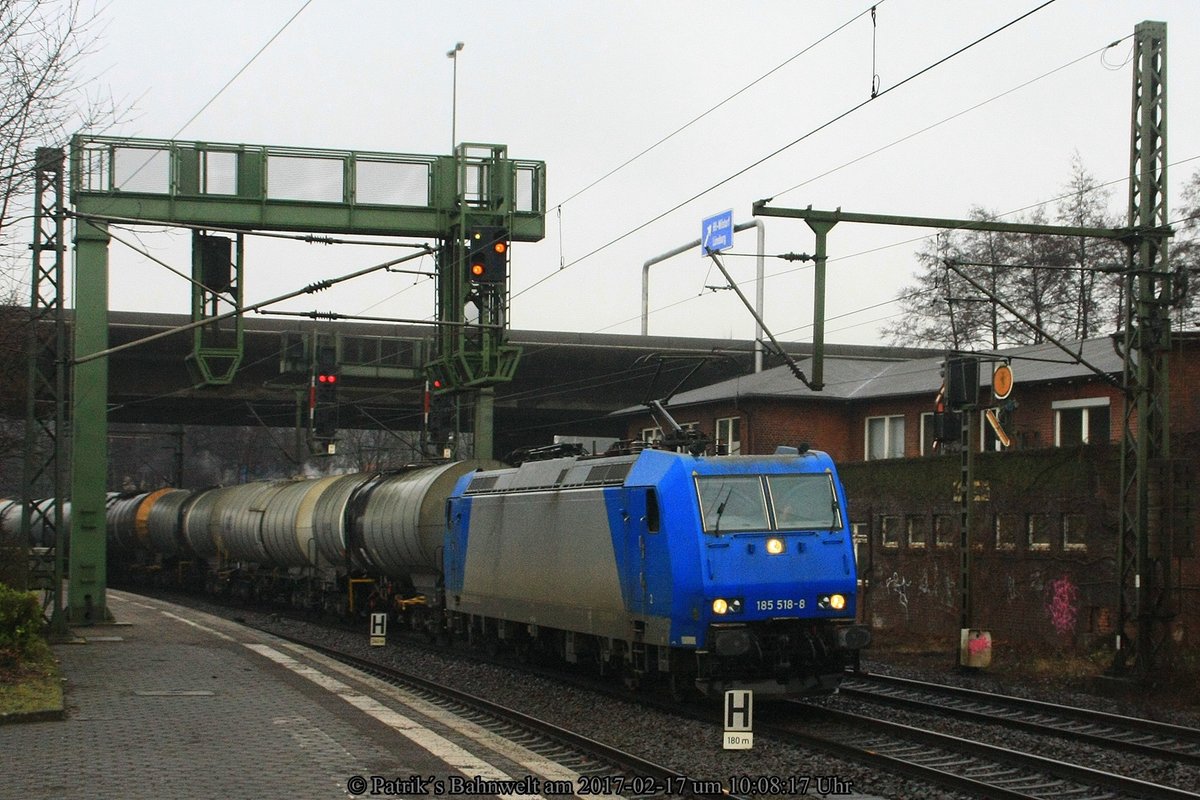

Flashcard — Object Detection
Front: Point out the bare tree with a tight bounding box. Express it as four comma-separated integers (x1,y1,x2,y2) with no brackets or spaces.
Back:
882,159,1197,350
1,0,115,287
1172,169,1200,329
1054,153,1125,338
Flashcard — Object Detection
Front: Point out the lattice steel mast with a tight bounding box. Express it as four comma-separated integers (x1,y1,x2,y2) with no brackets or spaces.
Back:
1114,20,1176,680
22,148,69,635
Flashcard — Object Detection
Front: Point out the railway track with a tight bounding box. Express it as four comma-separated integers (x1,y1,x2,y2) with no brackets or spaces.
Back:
770,702,1199,800
841,671,1200,766
136,590,1200,799
249,622,749,800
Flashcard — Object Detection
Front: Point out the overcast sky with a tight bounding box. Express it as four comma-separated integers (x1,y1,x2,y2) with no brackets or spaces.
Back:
78,0,1200,347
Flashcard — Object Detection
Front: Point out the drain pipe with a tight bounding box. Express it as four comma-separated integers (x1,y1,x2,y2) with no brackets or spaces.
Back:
641,220,766,372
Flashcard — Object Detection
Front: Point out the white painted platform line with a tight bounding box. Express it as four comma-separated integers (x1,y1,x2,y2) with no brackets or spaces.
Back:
245,643,546,798
106,592,157,610
273,640,621,798
159,610,237,642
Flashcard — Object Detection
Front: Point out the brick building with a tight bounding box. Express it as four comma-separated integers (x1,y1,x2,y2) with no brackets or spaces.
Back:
613,334,1199,662
614,336,1160,463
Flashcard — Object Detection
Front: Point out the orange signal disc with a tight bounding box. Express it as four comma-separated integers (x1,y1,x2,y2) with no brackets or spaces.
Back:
992,363,1014,400
493,242,507,254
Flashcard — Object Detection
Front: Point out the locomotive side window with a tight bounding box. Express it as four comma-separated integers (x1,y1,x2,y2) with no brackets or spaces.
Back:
696,475,769,533
766,474,840,530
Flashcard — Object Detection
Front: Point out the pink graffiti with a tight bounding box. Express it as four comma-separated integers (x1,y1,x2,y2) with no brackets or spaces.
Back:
1046,576,1079,636
967,634,991,655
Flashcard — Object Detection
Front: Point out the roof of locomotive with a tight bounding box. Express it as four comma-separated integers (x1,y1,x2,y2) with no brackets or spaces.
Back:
454,447,837,497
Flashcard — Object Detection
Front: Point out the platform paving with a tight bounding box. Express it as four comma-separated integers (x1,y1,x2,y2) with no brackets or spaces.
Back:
0,591,576,799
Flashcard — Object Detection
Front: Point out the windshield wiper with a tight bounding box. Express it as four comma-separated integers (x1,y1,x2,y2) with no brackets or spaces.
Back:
713,487,732,536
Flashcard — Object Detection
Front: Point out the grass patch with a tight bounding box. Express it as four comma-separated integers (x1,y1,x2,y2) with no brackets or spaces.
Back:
0,638,62,720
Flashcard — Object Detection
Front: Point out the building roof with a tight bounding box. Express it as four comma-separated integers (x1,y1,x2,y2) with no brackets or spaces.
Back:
613,337,1127,416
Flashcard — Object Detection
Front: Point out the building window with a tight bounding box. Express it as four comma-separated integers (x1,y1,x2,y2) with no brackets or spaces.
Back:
995,513,1019,550
640,426,662,443
866,415,905,460
982,410,1009,452
920,412,938,456
1027,513,1052,551
1053,398,1111,446
880,515,901,548
851,522,868,573
715,416,741,455
1063,513,1087,551
906,515,927,548
934,514,957,548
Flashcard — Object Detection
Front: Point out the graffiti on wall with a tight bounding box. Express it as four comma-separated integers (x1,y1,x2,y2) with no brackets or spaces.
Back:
1045,574,1079,636
916,563,956,610
885,571,911,615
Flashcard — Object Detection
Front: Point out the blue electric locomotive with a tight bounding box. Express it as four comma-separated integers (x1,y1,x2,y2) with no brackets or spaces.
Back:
443,445,870,697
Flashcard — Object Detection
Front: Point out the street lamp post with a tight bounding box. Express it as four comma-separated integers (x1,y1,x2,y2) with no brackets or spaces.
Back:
447,41,464,152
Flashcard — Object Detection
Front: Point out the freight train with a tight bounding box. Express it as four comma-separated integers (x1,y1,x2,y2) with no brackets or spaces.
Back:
97,445,869,697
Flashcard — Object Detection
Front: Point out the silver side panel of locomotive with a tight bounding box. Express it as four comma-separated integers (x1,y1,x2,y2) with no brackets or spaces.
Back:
453,486,630,641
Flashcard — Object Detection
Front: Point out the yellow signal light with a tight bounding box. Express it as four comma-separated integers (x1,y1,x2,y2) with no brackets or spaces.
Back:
493,241,507,254
470,263,485,277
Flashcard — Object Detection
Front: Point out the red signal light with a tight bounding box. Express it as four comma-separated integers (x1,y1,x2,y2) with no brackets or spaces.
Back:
318,373,337,384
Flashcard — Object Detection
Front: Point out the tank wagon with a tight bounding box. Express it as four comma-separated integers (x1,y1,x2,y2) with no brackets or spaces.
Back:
110,462,490,610
107,446,869,697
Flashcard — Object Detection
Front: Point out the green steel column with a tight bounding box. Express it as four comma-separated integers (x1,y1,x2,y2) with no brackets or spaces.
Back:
474,387,494,460
805,220,835,391
69,219,110,625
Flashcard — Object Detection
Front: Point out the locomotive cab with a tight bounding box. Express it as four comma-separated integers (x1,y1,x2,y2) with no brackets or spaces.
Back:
642,448,871,697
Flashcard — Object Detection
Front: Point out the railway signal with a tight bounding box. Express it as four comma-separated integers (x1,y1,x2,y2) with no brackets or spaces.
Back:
312,346,339,440
466,226,508,284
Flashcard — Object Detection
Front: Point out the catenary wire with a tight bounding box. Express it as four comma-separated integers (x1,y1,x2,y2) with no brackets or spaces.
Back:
549,1,884,210
515,0,1061,303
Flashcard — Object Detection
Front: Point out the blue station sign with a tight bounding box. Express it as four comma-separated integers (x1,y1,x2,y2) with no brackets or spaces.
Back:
701,209,735,255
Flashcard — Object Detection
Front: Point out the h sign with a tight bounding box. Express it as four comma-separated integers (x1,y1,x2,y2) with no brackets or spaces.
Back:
369,612,387,646
723,689,753,749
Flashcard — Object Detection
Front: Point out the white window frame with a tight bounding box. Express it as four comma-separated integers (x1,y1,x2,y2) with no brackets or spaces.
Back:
715,416,741,455
1027,513,1052,551
880,515,902,548
640,426,662,443
1052,397,1110,446
906,514,927,549
994,513,1018,551
1062,513,1088,551
920,412,936,456
865,415,905,460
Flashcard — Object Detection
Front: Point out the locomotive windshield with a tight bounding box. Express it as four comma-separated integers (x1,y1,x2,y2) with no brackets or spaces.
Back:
696,473,840,533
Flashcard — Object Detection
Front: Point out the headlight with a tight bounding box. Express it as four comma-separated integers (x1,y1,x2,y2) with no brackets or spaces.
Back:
819,593,847,610
711,598,743,615
766,537,785,555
